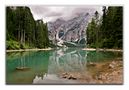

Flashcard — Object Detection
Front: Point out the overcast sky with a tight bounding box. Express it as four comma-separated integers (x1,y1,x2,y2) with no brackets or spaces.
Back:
29,6,103,22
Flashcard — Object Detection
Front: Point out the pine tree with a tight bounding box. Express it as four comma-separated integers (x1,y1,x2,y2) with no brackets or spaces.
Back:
6,6,50,49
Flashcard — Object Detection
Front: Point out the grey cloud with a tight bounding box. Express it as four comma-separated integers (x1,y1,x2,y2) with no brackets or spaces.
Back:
72,8,96,14
29,6,49,15
45,12,63,17
29,6,102,22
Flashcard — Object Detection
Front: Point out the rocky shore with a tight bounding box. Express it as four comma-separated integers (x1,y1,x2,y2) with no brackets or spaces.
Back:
59,59,123,84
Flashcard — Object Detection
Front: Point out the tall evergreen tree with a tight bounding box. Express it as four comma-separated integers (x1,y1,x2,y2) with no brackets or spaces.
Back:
86,6,123,49
35,20,49,48
6,6,49,49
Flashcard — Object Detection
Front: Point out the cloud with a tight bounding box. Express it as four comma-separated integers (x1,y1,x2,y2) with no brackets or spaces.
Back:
29,6,49,15
45,12,63,17
29,5,102,22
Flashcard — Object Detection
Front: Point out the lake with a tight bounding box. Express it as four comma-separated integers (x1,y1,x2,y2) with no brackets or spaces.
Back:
6,48,122,84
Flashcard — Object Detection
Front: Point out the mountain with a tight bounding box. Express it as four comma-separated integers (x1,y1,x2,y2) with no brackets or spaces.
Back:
47,13,92,47
47,18,66,40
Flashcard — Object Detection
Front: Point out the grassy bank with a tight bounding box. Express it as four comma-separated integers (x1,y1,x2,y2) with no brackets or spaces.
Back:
6,47,53,52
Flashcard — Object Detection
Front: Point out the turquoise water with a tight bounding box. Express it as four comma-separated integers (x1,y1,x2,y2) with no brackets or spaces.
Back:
6,48,122,84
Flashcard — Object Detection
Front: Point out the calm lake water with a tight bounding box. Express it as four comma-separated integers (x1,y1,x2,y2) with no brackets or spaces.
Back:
6,48,122,84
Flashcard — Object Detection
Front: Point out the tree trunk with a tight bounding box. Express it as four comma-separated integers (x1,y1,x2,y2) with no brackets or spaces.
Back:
23,30,25,44
20,29,23,46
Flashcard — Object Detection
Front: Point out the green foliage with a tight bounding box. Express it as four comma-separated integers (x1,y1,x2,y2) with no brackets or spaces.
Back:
35,20,49,48
86,6,123,49
6,40,20,50
6,6,49,50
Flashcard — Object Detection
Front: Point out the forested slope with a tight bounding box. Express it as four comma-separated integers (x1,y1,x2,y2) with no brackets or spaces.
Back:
6,6,49,49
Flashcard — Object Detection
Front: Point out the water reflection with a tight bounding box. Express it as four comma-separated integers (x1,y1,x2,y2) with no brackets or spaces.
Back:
33,48,88,84
6,51,49,84
6,48,122,84
48,48,87,73
33,73,77,84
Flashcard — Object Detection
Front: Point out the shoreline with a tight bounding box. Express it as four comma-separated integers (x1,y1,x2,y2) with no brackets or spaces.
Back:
82,48,123,52
6,47,53,52
6,47,123,52
59,60,123,84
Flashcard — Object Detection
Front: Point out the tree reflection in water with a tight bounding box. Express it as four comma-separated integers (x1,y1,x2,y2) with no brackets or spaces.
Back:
33,48,88,84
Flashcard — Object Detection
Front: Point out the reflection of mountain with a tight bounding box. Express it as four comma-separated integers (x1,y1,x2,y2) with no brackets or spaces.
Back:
6,49,87,84
48,13,91,47
6,49,122,84
47,48,87,74
33,48,87,84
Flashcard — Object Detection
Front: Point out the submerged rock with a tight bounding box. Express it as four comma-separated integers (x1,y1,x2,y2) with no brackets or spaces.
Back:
87,62,96,67
15,67,30,71
60,60,123,84
61,72,77,80
68,75,77,80
108,61,117,69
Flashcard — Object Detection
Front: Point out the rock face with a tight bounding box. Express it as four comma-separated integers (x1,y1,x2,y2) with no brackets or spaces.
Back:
47,13,91,47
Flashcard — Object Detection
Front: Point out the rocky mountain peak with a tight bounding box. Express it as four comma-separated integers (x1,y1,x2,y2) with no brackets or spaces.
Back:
48,13,92,47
